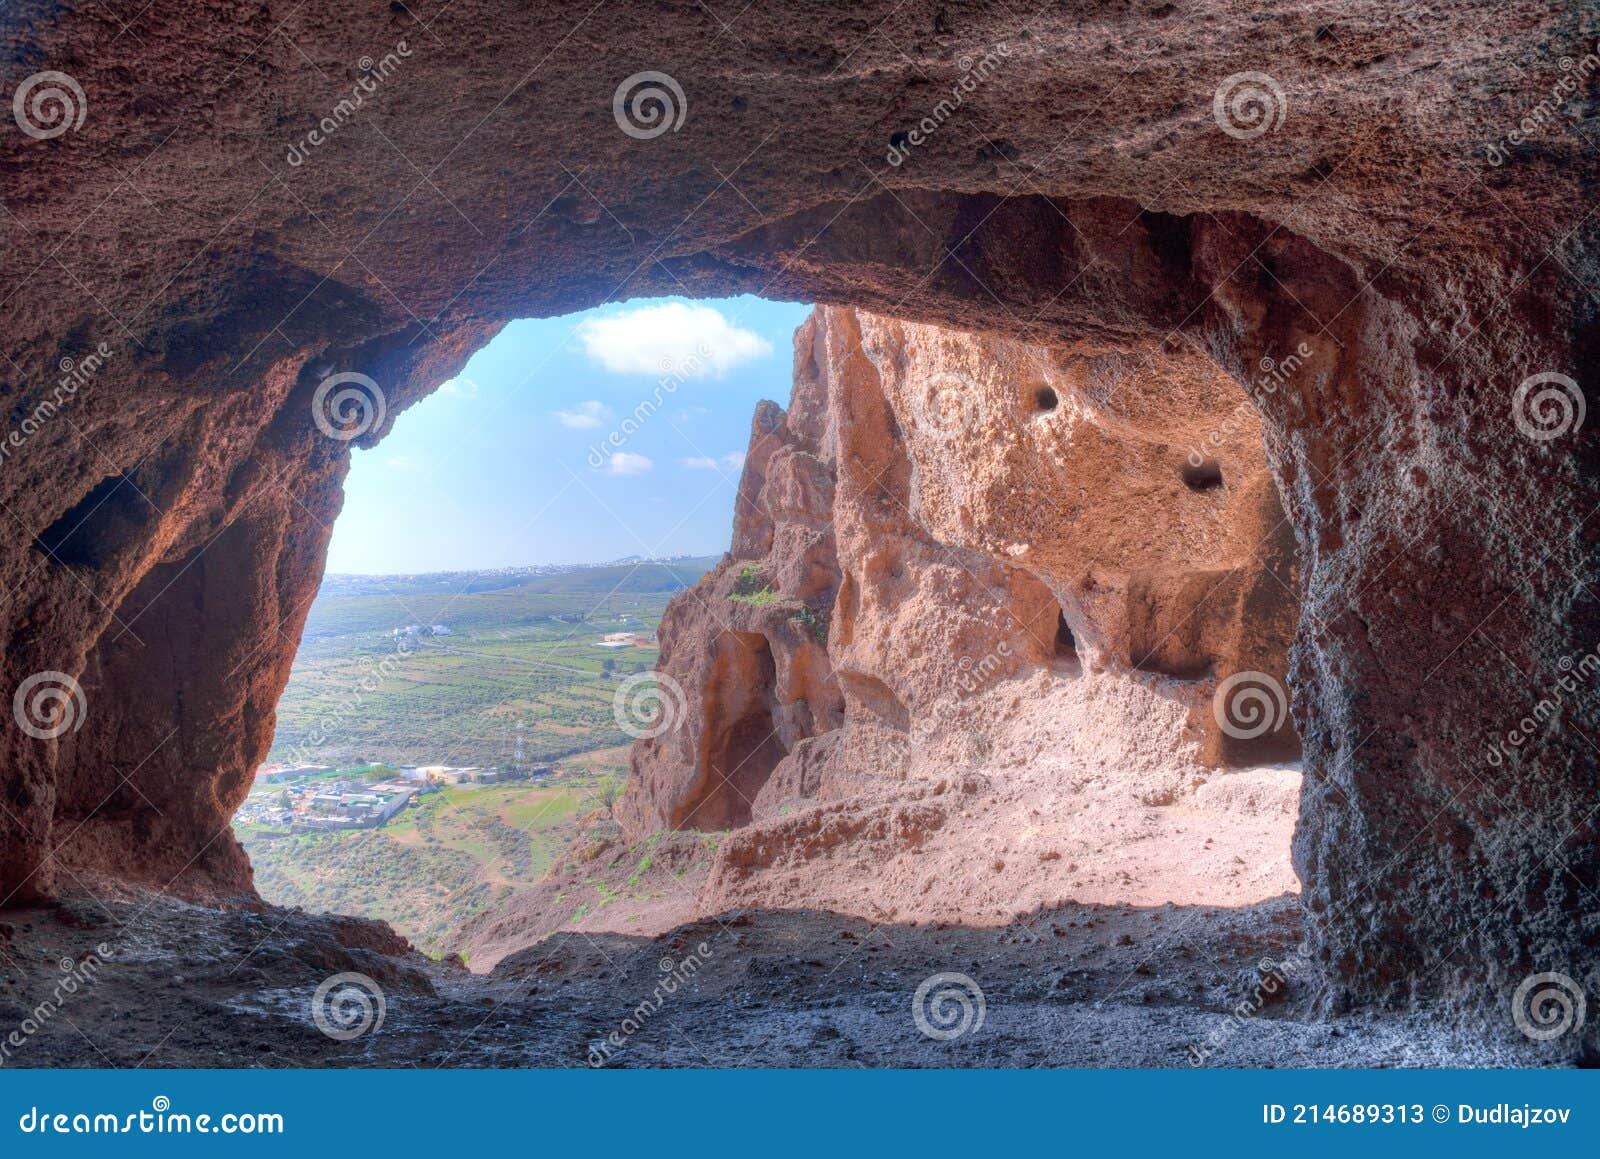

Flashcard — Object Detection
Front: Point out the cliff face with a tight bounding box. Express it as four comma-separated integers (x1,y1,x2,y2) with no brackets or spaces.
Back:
615,305,1302,926
1,0,1595,1024
622,307,1301,841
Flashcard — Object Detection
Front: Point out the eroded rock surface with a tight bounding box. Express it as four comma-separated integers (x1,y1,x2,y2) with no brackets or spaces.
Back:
624,302,1299,818
4,884,1536,1068
0,0,1595,1033
608,304,1301,932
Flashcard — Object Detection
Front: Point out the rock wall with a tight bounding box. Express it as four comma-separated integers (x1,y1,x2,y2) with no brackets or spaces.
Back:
621,305,1300,840
0,0,1595,1023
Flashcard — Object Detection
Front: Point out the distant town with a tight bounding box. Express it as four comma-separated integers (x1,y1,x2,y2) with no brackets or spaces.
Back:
236,761,554,834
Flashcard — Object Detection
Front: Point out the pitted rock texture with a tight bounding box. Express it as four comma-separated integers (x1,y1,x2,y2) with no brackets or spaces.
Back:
607,304,1302,937
5,885,1542,1068
0,0,1595,1036
621,304,1299,842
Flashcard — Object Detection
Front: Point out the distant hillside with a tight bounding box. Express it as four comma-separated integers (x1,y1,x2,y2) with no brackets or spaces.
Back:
246,555,723,953
265,554,720,772
302,556,720,639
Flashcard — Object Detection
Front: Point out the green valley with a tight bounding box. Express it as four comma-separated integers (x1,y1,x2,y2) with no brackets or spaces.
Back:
234,555,717,954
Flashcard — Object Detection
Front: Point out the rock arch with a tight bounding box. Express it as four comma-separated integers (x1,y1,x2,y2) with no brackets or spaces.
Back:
0,1,1595,1029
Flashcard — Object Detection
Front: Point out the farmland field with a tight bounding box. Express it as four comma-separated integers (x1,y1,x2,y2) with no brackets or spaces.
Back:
239,779,603,956
266,556,718,770
234,556,717,954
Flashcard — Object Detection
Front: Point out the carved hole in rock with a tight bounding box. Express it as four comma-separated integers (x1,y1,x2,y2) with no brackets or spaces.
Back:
1033,385,1060,414
33,474,157,568
686,632,790,830
1181,458,1224,492
1052,610,1082,675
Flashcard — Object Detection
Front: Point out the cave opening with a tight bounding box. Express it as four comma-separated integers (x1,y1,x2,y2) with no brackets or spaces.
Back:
692,631,790,830
234,295,813,956
1,0,1587,1067
1181,458,1225,492
1052,609,1082,675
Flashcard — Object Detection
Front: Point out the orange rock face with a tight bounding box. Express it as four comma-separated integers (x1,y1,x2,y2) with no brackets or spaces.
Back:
621,304,1299,845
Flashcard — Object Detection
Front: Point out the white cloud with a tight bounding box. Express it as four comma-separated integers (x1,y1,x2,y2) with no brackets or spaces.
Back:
681,451,747,472
437,375,480,398
554,400,613,429
576,303,772,378
604,451,654,476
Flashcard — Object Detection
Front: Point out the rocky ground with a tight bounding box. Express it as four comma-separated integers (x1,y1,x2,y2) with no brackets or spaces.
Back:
0,883,1556,1069
461,660,1308,974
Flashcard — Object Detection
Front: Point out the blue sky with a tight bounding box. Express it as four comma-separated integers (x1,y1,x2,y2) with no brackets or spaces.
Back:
324,296,813,574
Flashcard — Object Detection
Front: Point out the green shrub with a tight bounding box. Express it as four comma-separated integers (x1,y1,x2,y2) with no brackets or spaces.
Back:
789,605,830,644
729,566,779,605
